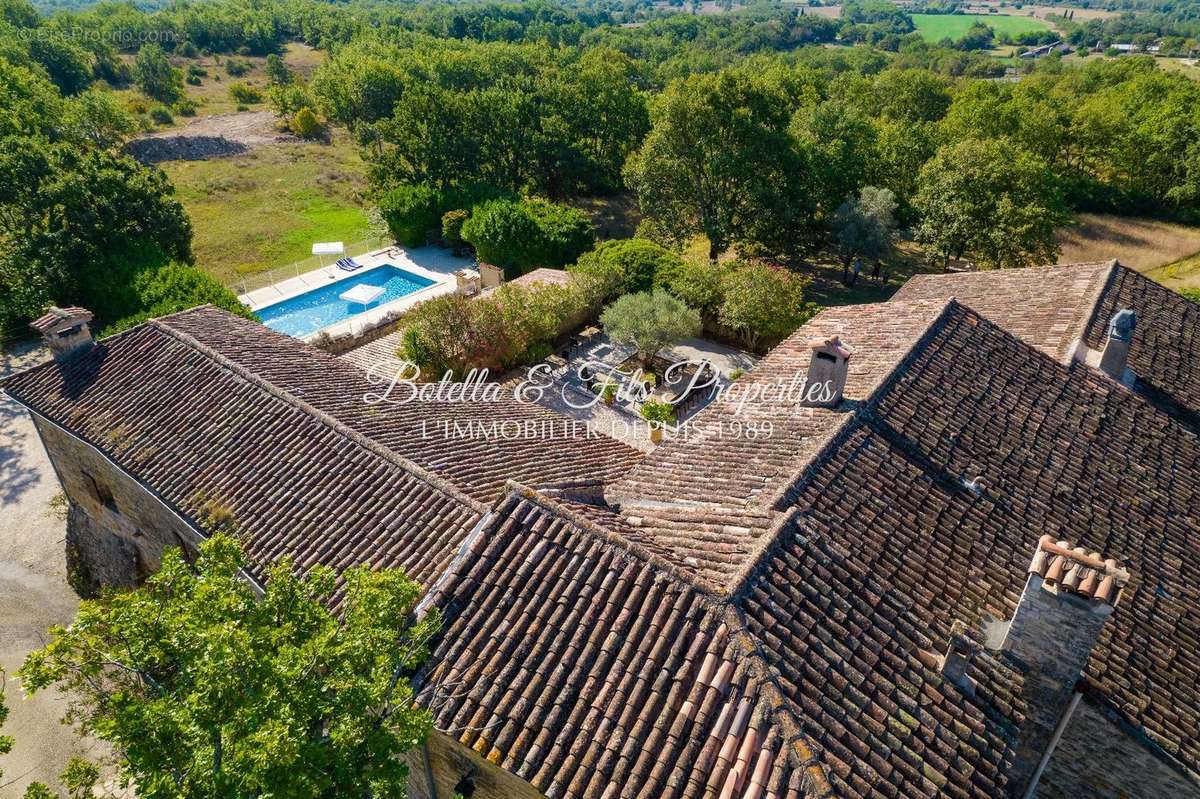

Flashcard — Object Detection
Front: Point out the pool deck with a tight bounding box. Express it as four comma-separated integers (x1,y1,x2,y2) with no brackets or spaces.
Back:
239,245,474,341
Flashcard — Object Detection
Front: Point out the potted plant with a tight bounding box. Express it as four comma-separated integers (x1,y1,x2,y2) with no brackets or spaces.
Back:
641,399,676,443
593,379,618,406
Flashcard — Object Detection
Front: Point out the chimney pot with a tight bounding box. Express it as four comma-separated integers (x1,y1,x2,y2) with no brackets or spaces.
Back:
30,306,95,361
801,335,852,408
1098,308,1136,382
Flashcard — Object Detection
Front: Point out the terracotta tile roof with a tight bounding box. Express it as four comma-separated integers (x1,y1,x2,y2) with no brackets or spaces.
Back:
892,261,1200,426
758,301,1200,782
1,319,481,589
1,306,640,584
132,307,641,505
29,306,93,333
509,267,572,289
891,262,1115,360
605,300,952,591
415,486,1026,799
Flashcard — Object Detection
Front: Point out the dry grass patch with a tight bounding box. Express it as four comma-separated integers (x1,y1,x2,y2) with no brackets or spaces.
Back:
1056,213,1200,271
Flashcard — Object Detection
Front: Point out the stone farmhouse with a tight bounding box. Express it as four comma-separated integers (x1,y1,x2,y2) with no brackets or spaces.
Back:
3,260,1199,799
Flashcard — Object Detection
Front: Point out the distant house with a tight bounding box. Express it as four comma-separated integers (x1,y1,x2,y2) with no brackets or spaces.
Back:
4,261,1200,799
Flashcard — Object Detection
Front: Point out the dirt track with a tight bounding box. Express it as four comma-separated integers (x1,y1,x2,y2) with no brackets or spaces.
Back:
0,343,106,795
127,110,299,164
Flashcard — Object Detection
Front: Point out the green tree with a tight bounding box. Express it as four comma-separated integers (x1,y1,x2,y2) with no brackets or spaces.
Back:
719,262,815,350
624,68,810,259
264,53,293,86
103,262,256,335
133,44,182,104
832,186,898,282
600,289,701,366
28,36,92,96
914,138,1067,270
0,140,194,331
64,89,136,149
18,534,438,799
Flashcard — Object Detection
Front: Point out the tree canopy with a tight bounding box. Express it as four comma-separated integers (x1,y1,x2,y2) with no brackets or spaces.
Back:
18,534,438,799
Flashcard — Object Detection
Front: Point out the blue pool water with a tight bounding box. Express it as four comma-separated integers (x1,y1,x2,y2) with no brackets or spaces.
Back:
256,265,437,337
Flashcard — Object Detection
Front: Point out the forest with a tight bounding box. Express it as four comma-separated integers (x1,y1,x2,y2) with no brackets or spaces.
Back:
2,0,1200,340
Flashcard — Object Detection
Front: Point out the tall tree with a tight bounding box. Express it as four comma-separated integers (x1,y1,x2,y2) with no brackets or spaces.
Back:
914,138,1067,270
132,44,182,104
18,534,438,799
832,185,898,282
624,68,810,259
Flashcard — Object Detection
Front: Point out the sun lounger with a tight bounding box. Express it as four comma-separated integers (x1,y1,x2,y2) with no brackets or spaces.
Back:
337,257,365,272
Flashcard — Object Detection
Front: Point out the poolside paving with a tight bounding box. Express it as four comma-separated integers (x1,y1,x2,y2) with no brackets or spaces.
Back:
239,245,474,342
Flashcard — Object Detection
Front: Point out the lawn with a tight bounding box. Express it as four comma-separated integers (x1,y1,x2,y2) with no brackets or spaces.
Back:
159,129,373,284
911,13,1051,41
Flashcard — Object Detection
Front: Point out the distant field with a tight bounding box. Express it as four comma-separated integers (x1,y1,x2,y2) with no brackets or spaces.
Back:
1056,213,1200,291
911,13,1051,41
159,130,372,284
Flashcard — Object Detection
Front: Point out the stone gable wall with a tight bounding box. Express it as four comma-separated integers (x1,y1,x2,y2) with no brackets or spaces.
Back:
405,730,547,799
32,416,203,596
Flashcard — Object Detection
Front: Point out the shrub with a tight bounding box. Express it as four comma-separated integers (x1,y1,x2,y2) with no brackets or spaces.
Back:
102,262,256,336
578,238,683,295
640,399,676,426
600,290,701,366
172,98,198,117
400,282,585,377
224,58,251,77
379,184,441,248
525,200,595,268
290,107,321,139
719,262,817,351
176,41,199,58
149,106,174,125
461,199,594,278
441,209,469,256
567,256,624,310
461,200,543,275
228,83,263,104
655,256,725,316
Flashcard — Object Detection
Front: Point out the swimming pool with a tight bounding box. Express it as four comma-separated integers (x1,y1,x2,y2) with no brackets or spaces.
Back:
256,265,437,338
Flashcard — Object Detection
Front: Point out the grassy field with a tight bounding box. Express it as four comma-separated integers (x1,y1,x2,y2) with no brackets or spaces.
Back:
117,42,323,123
1056,213,1200,271
1146,253,1200,293
911,13,1051,41
159,129,373,284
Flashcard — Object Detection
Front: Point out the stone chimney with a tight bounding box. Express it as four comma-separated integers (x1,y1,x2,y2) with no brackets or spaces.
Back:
30,306,95,361
1001,535,1129,798
1098,308,1135,383
801,335,852,408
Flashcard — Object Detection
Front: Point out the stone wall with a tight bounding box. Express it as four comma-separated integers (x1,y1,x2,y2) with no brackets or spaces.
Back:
33,416,203,597
405,731,547,799
1040,700,1200,799
1003,573,1114,794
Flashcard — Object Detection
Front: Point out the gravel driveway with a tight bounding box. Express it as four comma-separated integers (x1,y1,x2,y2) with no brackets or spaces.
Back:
0,342,105,795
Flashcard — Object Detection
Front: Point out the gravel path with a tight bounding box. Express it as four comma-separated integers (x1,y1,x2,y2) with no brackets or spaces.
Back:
0,342,106,796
